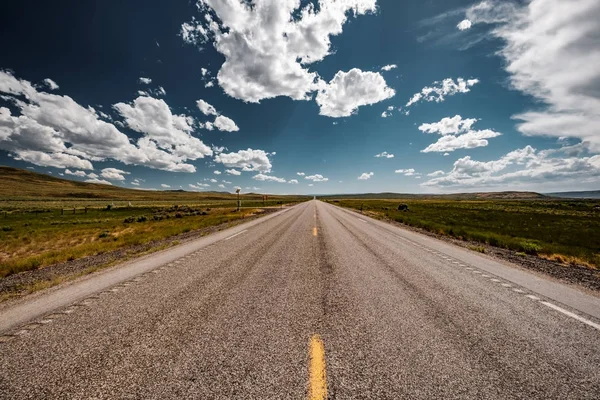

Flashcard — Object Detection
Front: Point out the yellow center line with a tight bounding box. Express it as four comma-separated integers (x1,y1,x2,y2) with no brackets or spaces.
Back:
308,334,328,400
313,227,318,236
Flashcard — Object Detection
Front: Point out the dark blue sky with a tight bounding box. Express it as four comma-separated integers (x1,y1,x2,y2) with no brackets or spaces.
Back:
1,0,598,193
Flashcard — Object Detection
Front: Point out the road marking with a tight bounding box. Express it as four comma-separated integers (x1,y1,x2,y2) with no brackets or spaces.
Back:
525,295,540,301
358,218,367,223
313,227,318,236
308,334,328,400
490,278,501,282
224,230,248,241
541,301,600,331
501,283,512,288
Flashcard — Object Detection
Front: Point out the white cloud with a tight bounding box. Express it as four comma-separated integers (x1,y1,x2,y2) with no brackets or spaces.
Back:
139,77,152,84
205,81,215,88
43,78,59,90
161,184,171,188
196,99,239,131
465,0,600,151
213,115,239,132
308,183,314,187
358,172,374,180
0,70,212,173
113,95,212,170
64,169,87,177
214,148,272,172
427,170,445,177
222,180,232,184
131,179,141,186
419,115,501,153
210,178,218,183
381,110,392,118
297,172,305,176
214,170,222,175
252,173,286,183
218,184,226,189
201,68,209,77
100,167,130,181
288,179,299,184
381,64,397,71
188,183,206,191
182,0,378,106
457,19,472,30
225,168,241,175
196,99,217,116
305,174,329,182
85,178,112,185
418,115,478,135
375,151,394,158
406,77,479,107
395,168,416,176
316,68,395,117
423,144,600,188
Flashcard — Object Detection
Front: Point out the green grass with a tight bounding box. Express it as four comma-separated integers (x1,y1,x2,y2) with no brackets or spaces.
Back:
328,198,600,269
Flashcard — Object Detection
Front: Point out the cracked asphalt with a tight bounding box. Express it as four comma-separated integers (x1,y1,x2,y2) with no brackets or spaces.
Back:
1,200,599,399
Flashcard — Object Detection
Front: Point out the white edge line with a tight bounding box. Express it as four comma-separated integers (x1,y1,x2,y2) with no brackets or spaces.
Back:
358,218,368,223
224,229,248,241
540,301,600,331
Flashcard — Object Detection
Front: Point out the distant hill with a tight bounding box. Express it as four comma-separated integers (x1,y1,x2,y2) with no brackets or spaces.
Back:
545,190,600,199
0,166,293,201
319,191,547,200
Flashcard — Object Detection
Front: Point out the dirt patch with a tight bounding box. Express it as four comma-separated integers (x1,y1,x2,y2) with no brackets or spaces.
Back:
0,208,279,299
363,211,600,292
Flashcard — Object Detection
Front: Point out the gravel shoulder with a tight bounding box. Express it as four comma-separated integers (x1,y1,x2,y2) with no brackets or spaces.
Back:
359,209,600,293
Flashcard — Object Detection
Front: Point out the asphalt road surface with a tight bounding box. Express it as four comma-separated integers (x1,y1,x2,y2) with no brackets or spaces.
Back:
1,200,599,399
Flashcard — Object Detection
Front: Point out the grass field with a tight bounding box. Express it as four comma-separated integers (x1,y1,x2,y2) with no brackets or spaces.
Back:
327,198,600,269
0,166,309,280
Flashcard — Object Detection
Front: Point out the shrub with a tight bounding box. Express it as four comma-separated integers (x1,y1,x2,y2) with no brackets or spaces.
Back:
1,226,12,232
136,215,148,223
123,216,135,223
98,231,110,238
520,240,542,255
175,213,183,218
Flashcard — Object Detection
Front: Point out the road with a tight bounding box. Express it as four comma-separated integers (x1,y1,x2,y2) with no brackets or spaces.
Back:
1,200,599,399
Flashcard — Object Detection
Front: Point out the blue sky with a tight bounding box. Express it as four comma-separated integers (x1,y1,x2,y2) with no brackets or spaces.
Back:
1,0,599,194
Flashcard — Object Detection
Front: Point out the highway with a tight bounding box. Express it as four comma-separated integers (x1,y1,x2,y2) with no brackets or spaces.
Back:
1,200,599,399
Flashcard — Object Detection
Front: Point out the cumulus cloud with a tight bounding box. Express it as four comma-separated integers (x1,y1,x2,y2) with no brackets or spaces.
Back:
225,168,241,175
214,148,272,172
182,1,389,116
395,168,417,176
375,151,394,158
252,173,286,183
288,179,299,184
100,167,130,181
214,170,222,175
457,19,472,30
297,172,305,176
316,69,395,117
43,78,59,90
423,144,600,188
406,77,479,107
419,115,501,153
465,0,600,151
64,169,87,177
85,178,112,185
427,170,445,177
113,95,212,170
161,184,171,188
139,77,152,84
196,99,217,116
358,172,374,180
196,99,239,131
0,70,211,172
305,174,329,182
381,64,397,71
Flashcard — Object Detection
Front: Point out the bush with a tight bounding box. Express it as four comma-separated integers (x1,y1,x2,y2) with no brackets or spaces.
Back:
123,216,135,223
98,231,110,238
520,240,542,255
105,204,112,211
175,213,183,218
1,226,12,232
136,215,148,223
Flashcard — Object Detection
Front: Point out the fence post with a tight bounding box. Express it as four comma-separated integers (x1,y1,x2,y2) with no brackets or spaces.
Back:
61,209,64,216
73,208,76,214
84,207,88,214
